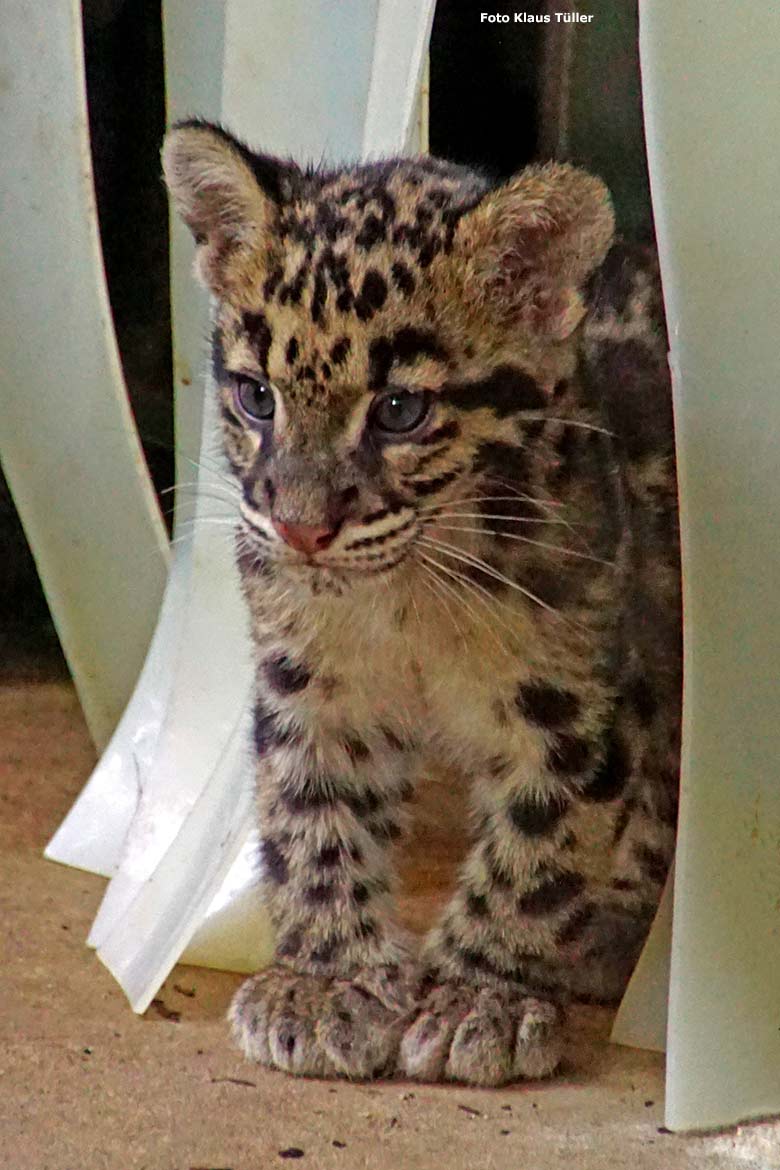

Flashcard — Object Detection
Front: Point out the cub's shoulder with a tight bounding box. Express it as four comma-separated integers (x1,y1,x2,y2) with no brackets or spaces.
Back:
582,241,673,463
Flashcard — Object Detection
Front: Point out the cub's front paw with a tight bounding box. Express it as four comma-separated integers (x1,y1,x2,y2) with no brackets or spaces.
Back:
398,982,563,1086
228,963,419,1080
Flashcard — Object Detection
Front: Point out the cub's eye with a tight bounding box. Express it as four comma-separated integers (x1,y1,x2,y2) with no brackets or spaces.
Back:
371,390,430,435
234,376,275,421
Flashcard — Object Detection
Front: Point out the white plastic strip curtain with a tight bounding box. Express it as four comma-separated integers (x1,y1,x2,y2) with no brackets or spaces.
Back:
636,0,780,1133
41,0,436,1015
0,2,170,752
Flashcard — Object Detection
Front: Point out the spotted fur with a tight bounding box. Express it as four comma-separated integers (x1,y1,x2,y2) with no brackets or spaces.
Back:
163,121,680,1086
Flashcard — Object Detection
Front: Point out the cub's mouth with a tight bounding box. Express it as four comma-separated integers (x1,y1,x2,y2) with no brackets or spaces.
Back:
237,504,419,582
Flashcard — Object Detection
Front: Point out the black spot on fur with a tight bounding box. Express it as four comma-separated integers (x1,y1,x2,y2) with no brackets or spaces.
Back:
368,338,394,390
309,936,340,963
317,844,342,868
516,563,574,609
305,882,335,905
517,869,585,915
459,947,505,979
362,506,389,525
547,734,591,775
343,788,382,818
253,700,285,754
523,419,546,442
410,467,462,497
311,268,328,323
352,882,370,905
392,327,448,368
420,420,460,446
368,327,447,390
235,540,270,579
279,263,308,307
392,222,426,249
242,311,272,369
264,654,311,694
581,733,631,802
391,261,416,296
473,440,527,482
586,338,672,461
261,837,289,884
381,726,406,751
262,265,284,302
343,735,371,762
442,366,546,416
517,683,581,728
471,444,540,532
550,428,579,485
555,903,595,946
355,214,386,250
625,675,658,725
330,337,351,366
285,336,299,365
277,928,303,958
633,843,668,885
486,755,513,780
336,289,353,313
280,780,335,814
314,204,348,240
508,793,568,837
354,269,387,321
368,818,402,842
611,805,632,845
466,892,489,918
586,242,637,320
417,238,441,268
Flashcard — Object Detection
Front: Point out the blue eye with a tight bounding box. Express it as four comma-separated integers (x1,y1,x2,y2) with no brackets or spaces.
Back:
235,376,275,420
371,390,430,435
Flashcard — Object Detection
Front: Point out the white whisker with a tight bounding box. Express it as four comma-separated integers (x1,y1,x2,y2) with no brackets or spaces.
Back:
415,558,469,647
417,549,525,653
426,512,573,527
423,525,612,565
417,535,569,623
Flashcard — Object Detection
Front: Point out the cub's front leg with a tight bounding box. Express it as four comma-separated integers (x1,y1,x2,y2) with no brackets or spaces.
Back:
400,690,666,1086
229,651,419,1079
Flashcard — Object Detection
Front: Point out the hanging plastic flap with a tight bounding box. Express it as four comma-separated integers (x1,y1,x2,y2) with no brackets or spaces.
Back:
45,532,192,878
610,869,672,1054
88,413,252,951
97,704,270,1013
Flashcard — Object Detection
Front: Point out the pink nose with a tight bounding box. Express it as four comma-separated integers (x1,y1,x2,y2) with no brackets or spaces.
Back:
272,519,338,555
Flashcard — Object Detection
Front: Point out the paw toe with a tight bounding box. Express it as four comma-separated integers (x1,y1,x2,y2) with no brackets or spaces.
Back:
398,986,471,1081
446,990,514,1086
512,996,563,1080
319,983,406,1079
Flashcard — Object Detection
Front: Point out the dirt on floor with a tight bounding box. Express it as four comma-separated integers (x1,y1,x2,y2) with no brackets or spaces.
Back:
2,670,777,1170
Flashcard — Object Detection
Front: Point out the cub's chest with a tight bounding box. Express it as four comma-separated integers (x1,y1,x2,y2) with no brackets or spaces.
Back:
305,580,540,742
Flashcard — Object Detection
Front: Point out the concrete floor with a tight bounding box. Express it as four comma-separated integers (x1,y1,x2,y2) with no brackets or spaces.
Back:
2,669,778,1169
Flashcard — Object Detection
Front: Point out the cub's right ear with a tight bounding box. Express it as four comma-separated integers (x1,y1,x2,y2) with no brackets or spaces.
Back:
162,120,294,293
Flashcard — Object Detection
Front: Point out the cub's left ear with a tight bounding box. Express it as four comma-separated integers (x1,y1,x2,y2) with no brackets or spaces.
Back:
455,163,615,340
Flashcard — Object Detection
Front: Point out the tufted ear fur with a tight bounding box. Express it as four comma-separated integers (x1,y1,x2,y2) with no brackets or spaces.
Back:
162,120,297,294
455,163,615,341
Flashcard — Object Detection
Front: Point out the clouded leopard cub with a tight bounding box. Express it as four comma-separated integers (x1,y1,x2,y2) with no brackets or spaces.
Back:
163,121,680,1086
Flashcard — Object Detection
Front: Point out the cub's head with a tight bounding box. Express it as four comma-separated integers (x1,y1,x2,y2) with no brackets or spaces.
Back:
163,120,613,588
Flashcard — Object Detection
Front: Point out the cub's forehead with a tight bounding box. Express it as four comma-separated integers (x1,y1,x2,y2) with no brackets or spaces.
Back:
216,159,486,401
